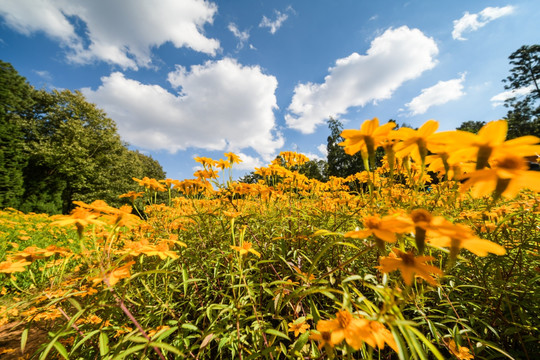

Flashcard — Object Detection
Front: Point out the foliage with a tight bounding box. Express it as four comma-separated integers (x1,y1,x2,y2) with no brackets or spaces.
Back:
0,60,34,209
456,121,485,134
0,61,166,214
1,118,539,360
502,45,540,139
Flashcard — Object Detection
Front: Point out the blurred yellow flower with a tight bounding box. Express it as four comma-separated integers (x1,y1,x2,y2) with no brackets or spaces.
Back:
339,117,395,157
0,260,31,273
50,207,106,237
378,248,443,286
344,214,411,243
231,241,261,257
460,153,540,199
427,218,506,258
448,339,474,359
395,119,439,163
312,310,398,351
105,261,135,286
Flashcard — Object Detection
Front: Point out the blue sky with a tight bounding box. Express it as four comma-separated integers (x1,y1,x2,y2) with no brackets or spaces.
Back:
1,0,539,180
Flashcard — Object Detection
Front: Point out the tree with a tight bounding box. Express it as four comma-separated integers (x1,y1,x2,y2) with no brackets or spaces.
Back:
0,60,34,208
456,121,485,134
326,117,365,178
21,89,166,213
299,159,327,182
502,45,540,139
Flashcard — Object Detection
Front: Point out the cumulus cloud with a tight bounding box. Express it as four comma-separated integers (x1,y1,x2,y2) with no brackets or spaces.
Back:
235,153,264,170
82,58,283,160
490,86,534,107
228,22,250,49
259,7,294,34
0,0,220,69
404,73,466,116
285,26,438,133
452,5,515,41
317,144,328,158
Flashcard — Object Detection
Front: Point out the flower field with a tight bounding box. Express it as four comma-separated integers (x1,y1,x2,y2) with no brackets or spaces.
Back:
1,119,539,359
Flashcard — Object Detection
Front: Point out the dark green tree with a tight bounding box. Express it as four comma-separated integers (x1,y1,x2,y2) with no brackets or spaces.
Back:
0,60,34,208
298,159,327,182
502,45,540,139
21,89,166,213
456,121,485,134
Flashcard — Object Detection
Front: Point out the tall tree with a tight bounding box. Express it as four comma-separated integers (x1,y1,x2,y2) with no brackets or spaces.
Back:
502,45,540,139
0,60,34,208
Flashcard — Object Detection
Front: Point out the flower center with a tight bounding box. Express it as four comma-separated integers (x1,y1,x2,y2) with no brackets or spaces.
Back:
364,216,381,229
400,252,416,266
410,209,432,224
336,310,352,329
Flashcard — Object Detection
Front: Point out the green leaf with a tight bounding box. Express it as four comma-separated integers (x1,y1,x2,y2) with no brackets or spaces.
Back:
99,331,110,356
342,275,363,283
67,297,82,312
181,323,199,332
291,331,310,355
408,326,445,360
52,341,69,360
148,341,184,355
21,327,29,354
110,344,148,360
265,328,291,341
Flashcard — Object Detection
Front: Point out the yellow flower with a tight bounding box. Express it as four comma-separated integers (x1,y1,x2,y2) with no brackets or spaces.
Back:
448,339,474,359
132,177,167,191
216,158,231,170
395,119,439,163
378,248,443,286
315,310,370,350
107,261,135,286
344,214,411,244
288,318,310,337
119,191,145,202
309,330,334,349
224,152,243,165
366,321,399,352
50,207,106,237
230,241,261,257
460,153,540,199
339,117,396,157
427,218,506,258
312,310,398,352
448,120,540,170
0,260,31,273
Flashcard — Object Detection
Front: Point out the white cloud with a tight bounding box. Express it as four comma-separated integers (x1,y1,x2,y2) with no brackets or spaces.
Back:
259,8,291,34
452,5,515,41
228,22,250,50
33,70,53,81
317,144,328,158
235,153,264,170
302,152,323,161
404,73,466,116
0,0,220,69
490,86,534,107
82,58,284,160
285,26,438,133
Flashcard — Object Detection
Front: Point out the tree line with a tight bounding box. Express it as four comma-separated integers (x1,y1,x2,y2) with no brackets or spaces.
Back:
0,60,165,214
2,45,538,211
